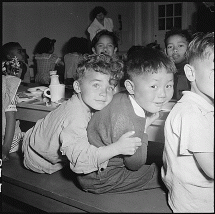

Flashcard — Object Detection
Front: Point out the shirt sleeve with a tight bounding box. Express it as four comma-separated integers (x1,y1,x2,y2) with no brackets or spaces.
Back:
5,95,18,112
60,113,108,174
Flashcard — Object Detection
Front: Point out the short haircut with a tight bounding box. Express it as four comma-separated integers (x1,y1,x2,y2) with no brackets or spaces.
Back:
186,32,214,64
90,6,107,21
2,42,21,61
75,53,124,86
164,28,192,48
125,47,177,80
91,30,118,49
33,37,56,54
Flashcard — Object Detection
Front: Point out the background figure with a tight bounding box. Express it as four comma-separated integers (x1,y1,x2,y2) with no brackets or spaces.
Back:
64,37,89,86
2,52,25,161
164,28,192,100
87,6,114,41
2,42,30,84
33,37,64,85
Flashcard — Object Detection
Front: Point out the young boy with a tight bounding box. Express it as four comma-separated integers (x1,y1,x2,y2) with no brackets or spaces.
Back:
164,28,192,100
161,32,214,212
22,53,141,174
77,47,176,194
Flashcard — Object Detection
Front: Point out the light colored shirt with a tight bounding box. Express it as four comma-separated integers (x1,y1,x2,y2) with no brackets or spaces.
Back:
88,17,114,41
35,53,60,84
161,91,214,212
64,53,80,79
22,94,108,174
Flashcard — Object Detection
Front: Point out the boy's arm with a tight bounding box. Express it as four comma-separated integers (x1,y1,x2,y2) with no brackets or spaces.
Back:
2,111,16,161
194,152,214,179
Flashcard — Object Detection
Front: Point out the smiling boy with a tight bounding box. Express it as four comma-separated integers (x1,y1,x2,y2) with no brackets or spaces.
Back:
77,47,176,194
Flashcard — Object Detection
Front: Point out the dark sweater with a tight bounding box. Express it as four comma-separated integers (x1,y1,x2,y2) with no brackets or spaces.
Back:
87,91,148,171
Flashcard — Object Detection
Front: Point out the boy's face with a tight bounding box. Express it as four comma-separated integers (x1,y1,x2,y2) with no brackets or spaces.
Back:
166,35,188,64
8,45,25,62
192,51,214,101
125,67,174,113
74,69,116,111
92,35,117,56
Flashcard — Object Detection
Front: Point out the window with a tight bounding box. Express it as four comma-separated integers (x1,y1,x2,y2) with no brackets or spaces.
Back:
158,3,182,30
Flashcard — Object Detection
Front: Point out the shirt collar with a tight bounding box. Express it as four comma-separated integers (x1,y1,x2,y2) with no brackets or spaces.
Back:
129,95,145,118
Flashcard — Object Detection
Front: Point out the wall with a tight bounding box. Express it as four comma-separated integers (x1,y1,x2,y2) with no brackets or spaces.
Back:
3,2,134,61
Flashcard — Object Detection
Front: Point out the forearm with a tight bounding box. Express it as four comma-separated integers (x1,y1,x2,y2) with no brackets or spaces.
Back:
4,111,16,152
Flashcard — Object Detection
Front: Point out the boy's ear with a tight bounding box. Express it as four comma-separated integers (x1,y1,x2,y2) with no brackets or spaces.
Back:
92,47,96,54
73,80,81,93
124,79,134,95
184,64,195,82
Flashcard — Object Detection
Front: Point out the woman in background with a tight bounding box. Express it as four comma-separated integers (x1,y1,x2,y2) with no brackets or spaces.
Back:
87,6,114,41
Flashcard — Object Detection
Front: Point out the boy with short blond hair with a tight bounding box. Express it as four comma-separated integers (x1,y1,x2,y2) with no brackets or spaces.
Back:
162,32,214,212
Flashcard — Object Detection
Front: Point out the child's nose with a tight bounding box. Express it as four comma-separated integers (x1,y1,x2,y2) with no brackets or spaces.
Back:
158,88,166,97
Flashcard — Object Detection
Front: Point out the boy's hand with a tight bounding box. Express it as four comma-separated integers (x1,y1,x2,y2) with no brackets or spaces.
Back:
2,146,10,161
145,112,160,132
115,131,142,155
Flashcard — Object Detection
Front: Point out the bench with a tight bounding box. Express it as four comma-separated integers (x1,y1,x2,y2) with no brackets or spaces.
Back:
2,152,171,213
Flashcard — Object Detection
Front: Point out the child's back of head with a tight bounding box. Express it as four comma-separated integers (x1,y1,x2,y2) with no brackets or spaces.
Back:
185,32,214,64
33,37,56,55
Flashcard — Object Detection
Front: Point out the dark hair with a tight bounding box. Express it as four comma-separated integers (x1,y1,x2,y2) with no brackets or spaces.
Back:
91,30,119,49
126,45,144,61
66,37,89,55
90,6,107,21
33,37,56,54
75,53,124,87
2,42,21,61
164,28,192,48
186,32,214,64
125,47,176,80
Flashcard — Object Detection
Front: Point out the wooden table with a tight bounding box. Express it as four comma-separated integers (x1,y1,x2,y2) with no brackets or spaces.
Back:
16,84,73,122
2,152,171,213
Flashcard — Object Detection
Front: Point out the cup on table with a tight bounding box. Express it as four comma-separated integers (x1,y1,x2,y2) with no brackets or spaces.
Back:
43,84,65,103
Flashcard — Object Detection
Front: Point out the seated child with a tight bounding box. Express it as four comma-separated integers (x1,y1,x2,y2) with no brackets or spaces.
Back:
33,37,64,85
2,42,30,84
91,29,123,92
64,37,89,86
164,28,192,100
22,53,142,174
77,47,176,194
162,32,214,212
2,55,25,161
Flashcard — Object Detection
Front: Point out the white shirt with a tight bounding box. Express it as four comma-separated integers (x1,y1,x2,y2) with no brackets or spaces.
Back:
161,91,214,212
88,17,114,41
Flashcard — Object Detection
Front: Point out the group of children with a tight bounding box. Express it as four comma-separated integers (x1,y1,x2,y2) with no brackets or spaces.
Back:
2,29,214,212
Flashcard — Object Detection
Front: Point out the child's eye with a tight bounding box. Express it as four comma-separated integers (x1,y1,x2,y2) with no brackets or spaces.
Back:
151,85,157,89
93,83,100,89
107,44,114,48
97,44,104,48
178,44,184,48
166,84,173,89
167,45,173,49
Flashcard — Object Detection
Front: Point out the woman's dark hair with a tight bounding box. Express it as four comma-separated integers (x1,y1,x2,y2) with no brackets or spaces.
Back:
33,37,56,54
91,30,119,49
164,28,192,48
90,6,107,21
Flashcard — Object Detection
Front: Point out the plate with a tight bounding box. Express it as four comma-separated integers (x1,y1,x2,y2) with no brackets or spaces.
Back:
27,86,48,92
